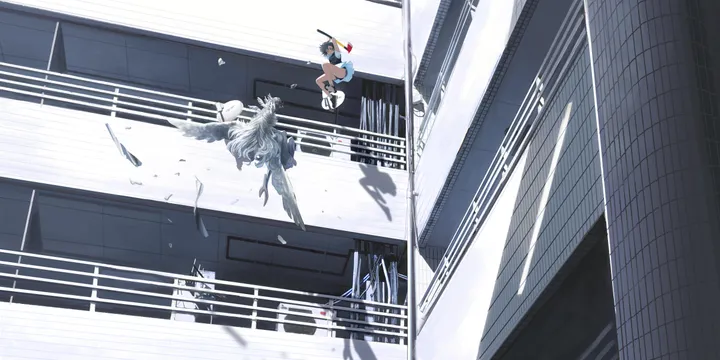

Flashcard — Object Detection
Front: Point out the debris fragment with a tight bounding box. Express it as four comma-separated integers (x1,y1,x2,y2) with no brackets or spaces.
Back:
306,60,312,64
179,159,186,162
129,178,143,185
164,194,173,201
167,218,173,224
168,243,173,248
277,235,287,245
106,123,142,167
218,58,225,66
125,126,132,130
194,177,209,238
153,174,158,178
290,84,298,89
231,199,239,205
175,172,180,176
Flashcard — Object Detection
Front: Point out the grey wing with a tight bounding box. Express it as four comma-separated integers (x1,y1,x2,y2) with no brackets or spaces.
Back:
268,158,306,231
167,119,236,143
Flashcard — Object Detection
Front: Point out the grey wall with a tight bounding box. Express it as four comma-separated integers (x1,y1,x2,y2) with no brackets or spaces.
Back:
478,46,604,359
0,8,403,129
0,182,361,300
0,184,34,302
494,226,616,360
57,21,363,128
586,0,720,358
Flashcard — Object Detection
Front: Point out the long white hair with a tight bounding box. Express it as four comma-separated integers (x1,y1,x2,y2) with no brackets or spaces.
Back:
227,95,282,167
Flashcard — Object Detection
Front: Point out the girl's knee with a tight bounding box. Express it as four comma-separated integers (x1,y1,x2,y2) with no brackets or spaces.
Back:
322,62,333,71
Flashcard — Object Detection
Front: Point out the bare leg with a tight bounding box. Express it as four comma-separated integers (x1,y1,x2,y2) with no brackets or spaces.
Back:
259,169,271,206
316,74,335,96
322,62,347,80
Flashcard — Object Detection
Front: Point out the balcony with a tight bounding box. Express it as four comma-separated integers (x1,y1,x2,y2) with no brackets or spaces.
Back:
0,61,408,240
2,0,405,81
0,248,407,359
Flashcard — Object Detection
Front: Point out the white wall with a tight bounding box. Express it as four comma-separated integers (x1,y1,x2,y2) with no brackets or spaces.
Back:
410,0,443,72
3,0,404,80
0,98,407,240
0,302,406,360
414,0,516,233
416,152,527,360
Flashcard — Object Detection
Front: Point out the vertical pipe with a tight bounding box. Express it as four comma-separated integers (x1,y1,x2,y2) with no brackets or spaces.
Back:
402,0,418,358
10,189,36,304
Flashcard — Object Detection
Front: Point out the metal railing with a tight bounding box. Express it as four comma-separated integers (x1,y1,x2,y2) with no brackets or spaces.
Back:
416,0,477,154
418,1,587,319
0,248,408,343
0,61,407,167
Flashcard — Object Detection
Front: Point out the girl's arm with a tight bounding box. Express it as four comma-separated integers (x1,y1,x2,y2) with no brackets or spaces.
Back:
331,38,342,52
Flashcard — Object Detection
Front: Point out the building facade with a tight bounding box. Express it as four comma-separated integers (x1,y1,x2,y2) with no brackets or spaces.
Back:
1,0,720,359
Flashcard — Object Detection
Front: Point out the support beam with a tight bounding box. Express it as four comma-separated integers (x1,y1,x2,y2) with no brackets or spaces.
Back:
10,189,36,303
402,0,418,358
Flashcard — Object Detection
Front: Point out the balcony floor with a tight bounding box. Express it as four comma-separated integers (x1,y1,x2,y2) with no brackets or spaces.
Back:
0,97,408,240
0,302,406,360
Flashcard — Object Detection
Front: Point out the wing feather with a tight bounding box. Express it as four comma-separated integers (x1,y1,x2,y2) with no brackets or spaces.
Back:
268,157,306,231
167,119,236,143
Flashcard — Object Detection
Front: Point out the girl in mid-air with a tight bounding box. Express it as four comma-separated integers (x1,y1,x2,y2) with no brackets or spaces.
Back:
316,38,354,108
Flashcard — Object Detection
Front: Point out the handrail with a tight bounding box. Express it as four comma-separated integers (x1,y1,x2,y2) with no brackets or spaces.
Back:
417,1,587,320
416,0,476,153
0,248,408,342
0,61,407,166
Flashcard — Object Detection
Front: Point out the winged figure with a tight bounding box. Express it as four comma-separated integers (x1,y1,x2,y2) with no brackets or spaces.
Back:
166,95,305,230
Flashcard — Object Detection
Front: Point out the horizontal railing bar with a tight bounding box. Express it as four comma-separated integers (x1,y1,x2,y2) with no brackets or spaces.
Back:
245,110,406,142
0,70,217,115
0,260,404,320
0,258,405,319
274,122,404,149
0,77,405,158
0,249,406,309
0,77,218,122
0,61,215,106
0,86,405,163
0,61,407,143
0,75,404,150
0,271,406,330
0,285,405,337
419,13,588,317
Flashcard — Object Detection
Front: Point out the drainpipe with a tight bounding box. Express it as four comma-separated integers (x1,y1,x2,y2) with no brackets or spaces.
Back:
402,0,418,359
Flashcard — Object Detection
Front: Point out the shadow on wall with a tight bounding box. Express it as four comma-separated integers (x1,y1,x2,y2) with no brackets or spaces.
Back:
358,163,397,221
222,326,248,347
343,338,379,360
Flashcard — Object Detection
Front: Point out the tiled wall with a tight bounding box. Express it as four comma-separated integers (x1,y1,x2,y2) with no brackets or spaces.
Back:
478,47,605,359
586,0,720,358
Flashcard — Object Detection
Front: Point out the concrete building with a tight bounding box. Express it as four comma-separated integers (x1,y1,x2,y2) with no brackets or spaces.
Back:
0,0,719,359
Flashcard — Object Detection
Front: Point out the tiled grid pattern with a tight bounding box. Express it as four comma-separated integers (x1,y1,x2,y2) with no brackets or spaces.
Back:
478,47,605,359
586,0,720,358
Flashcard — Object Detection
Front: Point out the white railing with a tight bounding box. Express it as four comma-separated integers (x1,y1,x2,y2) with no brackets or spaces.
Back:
418,1,587,319
0,248,408,343
0,61,406,167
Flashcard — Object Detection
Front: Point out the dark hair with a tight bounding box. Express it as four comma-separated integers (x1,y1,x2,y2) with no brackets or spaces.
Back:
319,40,333,55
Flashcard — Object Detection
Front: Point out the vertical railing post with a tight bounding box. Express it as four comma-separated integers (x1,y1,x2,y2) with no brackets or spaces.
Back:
89,266,99,312
400,308,406,345
251,288,259,329
110,88,119,117
186,101,193,121
9,189,36,304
